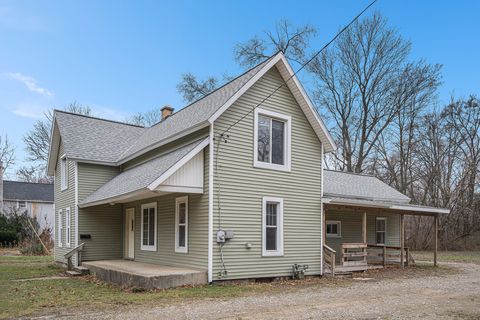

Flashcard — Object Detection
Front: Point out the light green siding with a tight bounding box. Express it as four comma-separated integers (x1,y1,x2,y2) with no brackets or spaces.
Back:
211,67,323,280
121,148,209,270
325,210,400,262
54,142,76,263
77,163,122,261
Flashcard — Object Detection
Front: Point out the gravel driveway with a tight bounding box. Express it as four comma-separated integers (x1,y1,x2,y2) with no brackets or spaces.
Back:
68,262,480,320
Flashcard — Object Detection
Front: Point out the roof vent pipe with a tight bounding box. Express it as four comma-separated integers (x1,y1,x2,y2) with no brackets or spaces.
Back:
161,105,174,120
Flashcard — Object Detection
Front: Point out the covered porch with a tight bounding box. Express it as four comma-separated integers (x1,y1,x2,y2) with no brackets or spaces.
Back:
322,198,448,276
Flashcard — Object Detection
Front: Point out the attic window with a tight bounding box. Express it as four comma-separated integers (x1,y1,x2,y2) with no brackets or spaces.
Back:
60,155,68,190
254,108,291,172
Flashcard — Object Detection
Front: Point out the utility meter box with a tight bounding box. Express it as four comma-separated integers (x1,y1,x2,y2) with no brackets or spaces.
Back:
216,229,234,243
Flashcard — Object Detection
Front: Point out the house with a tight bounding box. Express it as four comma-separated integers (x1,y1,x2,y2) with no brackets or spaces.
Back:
47,52,448,288
0,164,54,233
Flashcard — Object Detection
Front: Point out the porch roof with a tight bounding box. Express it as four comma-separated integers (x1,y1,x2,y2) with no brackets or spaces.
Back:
78,137,209,208
323,197,450,216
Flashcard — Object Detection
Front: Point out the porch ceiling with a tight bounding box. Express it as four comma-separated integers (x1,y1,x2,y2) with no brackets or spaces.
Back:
323,197,449,216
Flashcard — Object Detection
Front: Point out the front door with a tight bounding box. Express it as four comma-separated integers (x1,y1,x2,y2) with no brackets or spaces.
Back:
125,208,135,259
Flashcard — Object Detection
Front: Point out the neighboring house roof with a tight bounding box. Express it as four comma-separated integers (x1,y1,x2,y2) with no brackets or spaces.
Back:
3,181,54,203
323,170,411,204
47,52,336,175
79,138,209,208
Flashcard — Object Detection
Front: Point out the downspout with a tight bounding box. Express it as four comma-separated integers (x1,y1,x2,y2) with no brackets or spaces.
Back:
208,124,214,283
74,161,79,266
0,160,3,214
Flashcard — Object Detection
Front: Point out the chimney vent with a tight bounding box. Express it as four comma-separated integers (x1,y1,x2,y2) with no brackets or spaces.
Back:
161,105,174,120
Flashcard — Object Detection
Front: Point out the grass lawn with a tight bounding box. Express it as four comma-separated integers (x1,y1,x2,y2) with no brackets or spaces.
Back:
412,251,480,264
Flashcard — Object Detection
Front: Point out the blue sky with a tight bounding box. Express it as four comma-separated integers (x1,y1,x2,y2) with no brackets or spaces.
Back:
1,0,479,177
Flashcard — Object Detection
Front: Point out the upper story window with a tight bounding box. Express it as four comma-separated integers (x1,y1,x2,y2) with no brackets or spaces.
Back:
60,155,68,190
254,108,291,172
17,201,27,210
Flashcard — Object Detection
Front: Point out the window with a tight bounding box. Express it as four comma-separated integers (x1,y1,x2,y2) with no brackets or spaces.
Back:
65,207,71,248
326,221,341,238
60,155,68,190
175,196,188,253
17,201,27,211
262,197,284,256
141,202,157,251
376,217,387,245
57,209,63,248
254,108,291,171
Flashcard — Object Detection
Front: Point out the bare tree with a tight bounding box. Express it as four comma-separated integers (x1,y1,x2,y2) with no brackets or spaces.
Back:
310,13,441,173
23,102,91,175
176,73,218,103
0,135,15,173
234,19,316,68
176,20,316,103
16,165,53,183
127,108,162,127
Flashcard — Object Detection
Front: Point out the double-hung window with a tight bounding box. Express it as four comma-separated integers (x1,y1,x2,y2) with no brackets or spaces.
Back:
326,221,341,238
57,209,63,248
254,108,291,171
60,155,68,190
65,207,71,248
141,202,157,251
175,196,188,253
376,217,387,245
262,197,284,256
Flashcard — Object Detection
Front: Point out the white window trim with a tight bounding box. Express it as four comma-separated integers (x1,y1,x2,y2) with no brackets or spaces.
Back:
326,220,342,238
376,217,387,245
253,108,291,172
57,209,63,248
262,196,284,257
175,196,189,253
60,154,68,191
65,207,71,248
140,202,157,251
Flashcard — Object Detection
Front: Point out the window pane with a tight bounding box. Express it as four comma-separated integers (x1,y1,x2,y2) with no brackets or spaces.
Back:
376,232,385,244
179,203,186,224
257,115,270,162
376,219,385,232
272,120,285,165
178,226,186,247
266,203,277,226
148,208,155,246
266,227,277,251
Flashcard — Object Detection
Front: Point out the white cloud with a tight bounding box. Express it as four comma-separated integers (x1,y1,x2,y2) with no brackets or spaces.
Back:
12,103,48,119
6,72,53,97
0,5,48,32
91,106,131,122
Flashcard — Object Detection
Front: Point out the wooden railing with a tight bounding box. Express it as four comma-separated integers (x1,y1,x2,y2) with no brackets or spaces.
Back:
64,243,85,270
367,244,415,266
323,244,336,277
341,243,368,267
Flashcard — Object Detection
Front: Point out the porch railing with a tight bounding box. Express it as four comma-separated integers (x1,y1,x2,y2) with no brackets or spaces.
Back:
367,244,415,266
323,244,336,277
64,243,85,270
340,243,368,267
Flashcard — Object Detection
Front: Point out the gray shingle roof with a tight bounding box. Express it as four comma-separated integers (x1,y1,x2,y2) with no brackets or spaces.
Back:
323,170,410,204
79,138,206,206
55,111,146,163
118,57,272,162
3,181,54,202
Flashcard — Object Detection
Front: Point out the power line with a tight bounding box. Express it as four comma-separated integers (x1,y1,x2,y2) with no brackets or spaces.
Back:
219,0,378,138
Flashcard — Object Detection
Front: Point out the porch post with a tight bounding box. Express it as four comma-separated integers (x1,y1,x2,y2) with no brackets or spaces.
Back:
362,211,367,244
434,215,438,267
323,205,326,245
400,214,405,268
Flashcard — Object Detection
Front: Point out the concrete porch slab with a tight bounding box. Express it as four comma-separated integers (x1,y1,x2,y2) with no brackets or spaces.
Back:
83,260,207,290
